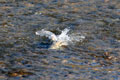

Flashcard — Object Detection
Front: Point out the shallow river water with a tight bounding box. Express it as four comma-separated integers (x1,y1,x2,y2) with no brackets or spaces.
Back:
0,0,120,80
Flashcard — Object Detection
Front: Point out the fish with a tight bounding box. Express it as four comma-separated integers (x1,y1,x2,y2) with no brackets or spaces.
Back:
36,28,85,49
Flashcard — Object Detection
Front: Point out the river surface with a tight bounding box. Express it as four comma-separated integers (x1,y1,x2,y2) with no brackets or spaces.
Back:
0,0,120,80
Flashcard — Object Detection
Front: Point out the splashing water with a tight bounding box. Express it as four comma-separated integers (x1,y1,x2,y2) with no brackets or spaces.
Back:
35,28,85,49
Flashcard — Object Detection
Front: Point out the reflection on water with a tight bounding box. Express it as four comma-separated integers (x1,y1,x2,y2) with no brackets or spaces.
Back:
0,0,120,80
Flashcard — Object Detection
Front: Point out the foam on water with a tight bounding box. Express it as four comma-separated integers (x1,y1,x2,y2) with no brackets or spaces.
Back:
35,28,85,49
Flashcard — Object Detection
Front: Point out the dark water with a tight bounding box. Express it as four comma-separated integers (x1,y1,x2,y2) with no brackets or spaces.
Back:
0,0,120,80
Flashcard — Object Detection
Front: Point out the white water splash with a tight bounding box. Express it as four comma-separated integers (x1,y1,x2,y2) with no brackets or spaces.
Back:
35,28,85,49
